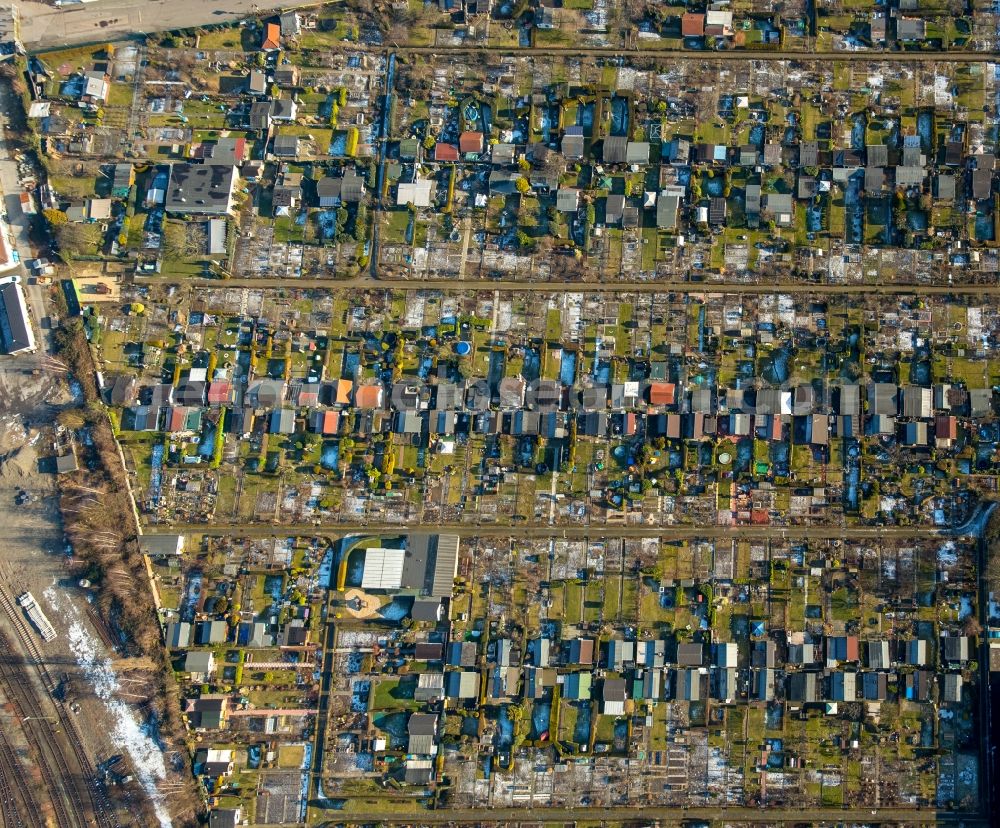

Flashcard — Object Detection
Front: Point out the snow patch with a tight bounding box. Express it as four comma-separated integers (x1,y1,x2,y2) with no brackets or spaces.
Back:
937,541,958,568
44,586,172,827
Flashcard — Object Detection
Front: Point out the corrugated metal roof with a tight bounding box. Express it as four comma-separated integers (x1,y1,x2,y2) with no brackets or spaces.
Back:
361,548,405,590
431,534,459,597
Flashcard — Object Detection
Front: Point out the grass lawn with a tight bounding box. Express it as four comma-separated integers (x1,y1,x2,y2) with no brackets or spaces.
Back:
277,744,305,768
383,209,410,244
274,214,305,243
545,308,562,342
107,83,134,107
564,581,583,623
50,175,97,199
370,677,419,711
593,714,616,743
602,579,620,619
557,700,578,743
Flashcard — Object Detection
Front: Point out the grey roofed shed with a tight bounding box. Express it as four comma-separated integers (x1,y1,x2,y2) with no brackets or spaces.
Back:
788,671,817,702
491,143,515,166
184,651,214,674
970,388,992,417
868,382,898,415
864,166,884,191
902,145,923,167
316,176,341,202
602,136,627,164
839,384,860,417
935,173,956,200
408,712,437,735
896,165,925,186
605,193,625,225
556,188,579,211
943,673,963,702
866,144,888,166
798,141,818,166
897,17,925,39
625,141,649,164
270,408,295,433
411,598,442,622
765,193,792,216
709,196,727,224
657,193,680,228
562,127,585,160
972,168,992,200
340,171,365,203
677,642,703,666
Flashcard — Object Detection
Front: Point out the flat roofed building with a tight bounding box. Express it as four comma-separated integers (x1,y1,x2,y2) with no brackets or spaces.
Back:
140,534,185,557
402,534,459,598
602,677,627,715
906,639,928,666
677,642,704,666
788,671,818,703
208,218,227,255
404,758,434,785
445,670,480,699
397,179,433,208
361,547,406,591
942,672,963,702
0,277,35,354
165,164,237,215
415,672,445,702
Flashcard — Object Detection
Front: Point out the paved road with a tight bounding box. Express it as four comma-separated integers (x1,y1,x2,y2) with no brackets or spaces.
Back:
0,73,45,349
144,521,964,539
144,274,1000,295
397,44,996,63
313,805,984,824
972,503,997,815
308,599,336,810
14,0,311,48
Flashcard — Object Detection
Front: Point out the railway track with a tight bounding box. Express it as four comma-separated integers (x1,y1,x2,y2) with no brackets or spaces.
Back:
0,586,120,828
0,728,44,828
0,629,80,828
0,756,23,828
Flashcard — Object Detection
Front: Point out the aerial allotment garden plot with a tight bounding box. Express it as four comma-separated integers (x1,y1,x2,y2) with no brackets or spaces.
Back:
25,32,1000,288
11,1,1000,824
296,532,982,813
97,285,1000,531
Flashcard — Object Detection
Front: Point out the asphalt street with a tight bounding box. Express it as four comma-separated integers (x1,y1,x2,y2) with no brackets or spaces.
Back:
145,521,967,539
0,74,46,349
311,805,985,824
12,0,999,61
143,274,1000,294
15,0,310,48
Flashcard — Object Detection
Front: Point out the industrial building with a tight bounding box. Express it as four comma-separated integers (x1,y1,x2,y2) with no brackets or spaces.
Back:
0,276,35,355
360,534,460,597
